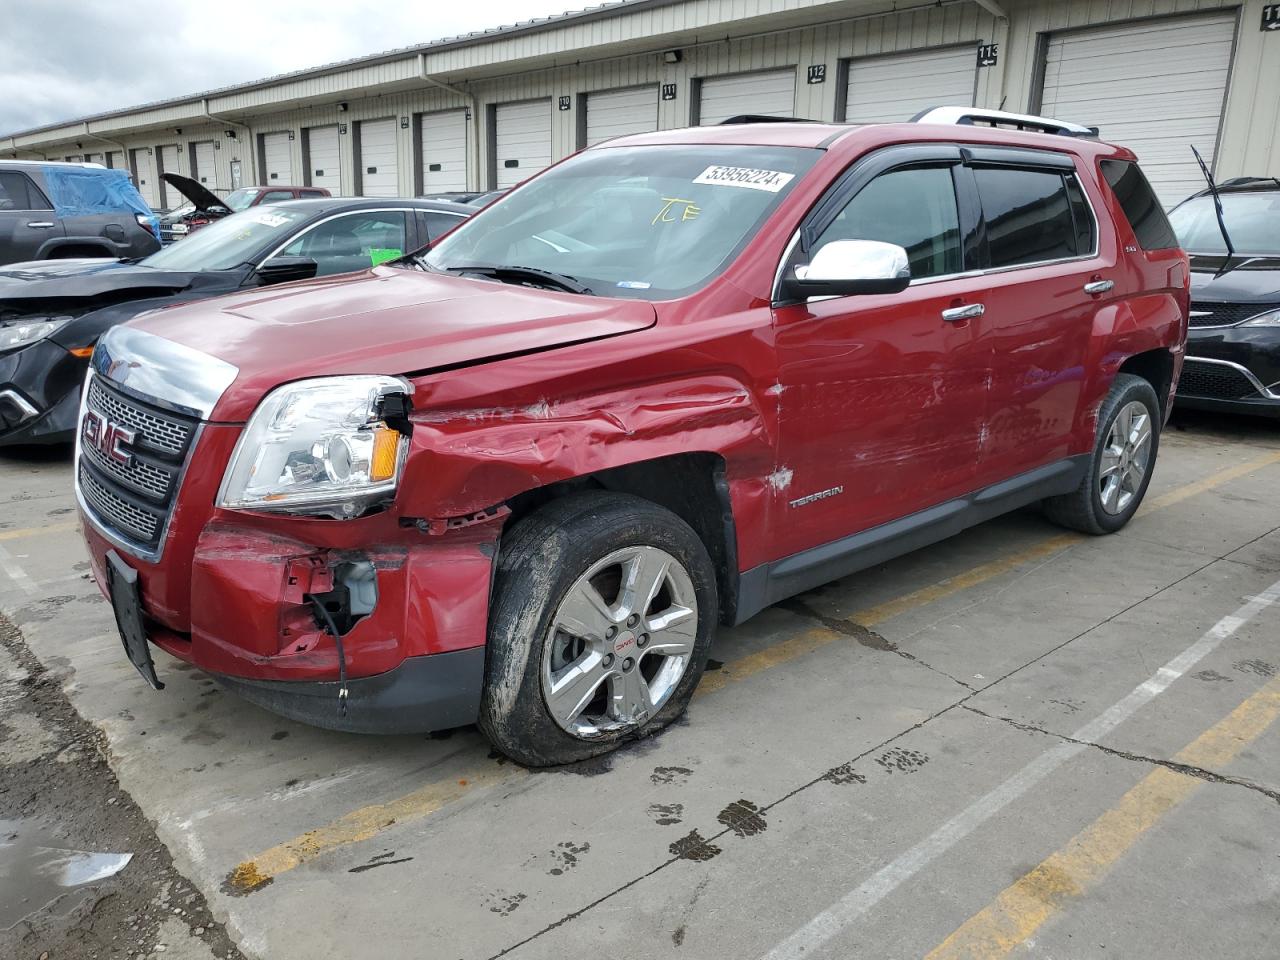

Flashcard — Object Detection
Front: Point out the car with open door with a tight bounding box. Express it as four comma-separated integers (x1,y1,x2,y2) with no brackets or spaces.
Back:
1166,177,1280,417
72,109,1186,765
0,196,471,446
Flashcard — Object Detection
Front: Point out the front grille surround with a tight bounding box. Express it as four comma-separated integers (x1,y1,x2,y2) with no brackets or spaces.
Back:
1188,300,1280,329
75,373,200,560
1178,359,1264,401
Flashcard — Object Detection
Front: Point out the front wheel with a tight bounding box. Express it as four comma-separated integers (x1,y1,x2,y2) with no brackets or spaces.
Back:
1044,372,1161,535
480,492,718,766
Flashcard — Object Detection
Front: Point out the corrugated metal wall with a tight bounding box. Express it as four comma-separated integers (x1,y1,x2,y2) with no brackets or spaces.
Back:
6,0,1278,198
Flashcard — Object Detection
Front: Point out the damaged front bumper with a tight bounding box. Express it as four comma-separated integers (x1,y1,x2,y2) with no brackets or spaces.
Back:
0,339,87,446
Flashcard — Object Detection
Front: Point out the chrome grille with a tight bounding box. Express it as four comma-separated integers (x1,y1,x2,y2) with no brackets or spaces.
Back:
1188,301,1280,329
87,376,192,455
77,375,199,556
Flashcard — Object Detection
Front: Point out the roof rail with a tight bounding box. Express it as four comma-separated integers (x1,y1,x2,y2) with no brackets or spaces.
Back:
911,106,1098,138
718,115,819,125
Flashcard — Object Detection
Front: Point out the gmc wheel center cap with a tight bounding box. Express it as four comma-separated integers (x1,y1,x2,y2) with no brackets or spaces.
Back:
614,632,636,655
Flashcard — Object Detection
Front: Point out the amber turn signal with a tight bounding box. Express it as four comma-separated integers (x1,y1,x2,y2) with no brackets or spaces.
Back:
369,424,400,482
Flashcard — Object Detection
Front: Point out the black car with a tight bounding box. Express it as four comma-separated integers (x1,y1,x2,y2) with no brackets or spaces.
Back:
0,160,160,265
0,196,472,446
1168,177,1280,417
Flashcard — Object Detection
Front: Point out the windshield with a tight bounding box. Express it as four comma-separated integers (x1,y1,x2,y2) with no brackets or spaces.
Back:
223,188,259,212
1168,191,1280,256
424,145,821,299
140,206,309,271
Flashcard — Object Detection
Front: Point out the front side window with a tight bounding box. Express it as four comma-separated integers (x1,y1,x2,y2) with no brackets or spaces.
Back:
424,144,821,299
260,190,295,203
281,210,408,276
974,167,1085,268
1167,191,1280,257
0,172,52,212
810,165,963,280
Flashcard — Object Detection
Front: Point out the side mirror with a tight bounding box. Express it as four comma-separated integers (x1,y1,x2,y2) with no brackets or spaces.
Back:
782,239,911,300
255,256,318,285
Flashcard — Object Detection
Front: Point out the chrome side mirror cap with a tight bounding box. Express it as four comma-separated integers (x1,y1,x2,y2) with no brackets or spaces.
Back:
784,239,911,300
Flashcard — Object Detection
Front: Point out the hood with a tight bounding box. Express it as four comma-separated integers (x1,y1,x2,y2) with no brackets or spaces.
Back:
161,172,230,215
0,259,202,309
126,266,658,420
1189,254,1280,302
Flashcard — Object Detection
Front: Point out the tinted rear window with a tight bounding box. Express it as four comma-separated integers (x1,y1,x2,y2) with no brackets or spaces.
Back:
1100,160,1178,250
974,168,1081,268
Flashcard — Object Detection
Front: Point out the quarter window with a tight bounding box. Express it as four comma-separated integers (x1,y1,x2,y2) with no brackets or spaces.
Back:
1100,159,1178,251
0,172,53,212
813,166,963,280
974,168,1084,268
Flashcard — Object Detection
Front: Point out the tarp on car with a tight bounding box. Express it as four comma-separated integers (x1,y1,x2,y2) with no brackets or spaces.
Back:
40,165,156,220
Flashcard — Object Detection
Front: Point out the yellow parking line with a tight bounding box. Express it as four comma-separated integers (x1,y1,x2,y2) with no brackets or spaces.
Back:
219,448,1280,892
0,520,79,542
924,674,1280,960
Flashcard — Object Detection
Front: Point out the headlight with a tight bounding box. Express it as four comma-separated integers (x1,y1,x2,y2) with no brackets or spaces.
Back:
0,317,72,352
217,375,412,519
1242,308,1280,327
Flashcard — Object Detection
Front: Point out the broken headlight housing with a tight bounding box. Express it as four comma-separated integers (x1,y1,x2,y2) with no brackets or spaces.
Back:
0,316,73,353
217,375,412,519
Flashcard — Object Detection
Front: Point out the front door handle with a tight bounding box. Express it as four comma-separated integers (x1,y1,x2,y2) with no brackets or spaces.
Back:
1083,279,1114,295
25,221,55,228
941,303,985,323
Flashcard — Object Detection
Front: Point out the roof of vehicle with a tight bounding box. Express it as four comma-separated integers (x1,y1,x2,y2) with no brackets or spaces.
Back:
252,196,475,215
598,119,1126,156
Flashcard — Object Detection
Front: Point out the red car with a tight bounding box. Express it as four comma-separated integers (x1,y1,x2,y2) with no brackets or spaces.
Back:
158,173,330,242
77,109,1187,765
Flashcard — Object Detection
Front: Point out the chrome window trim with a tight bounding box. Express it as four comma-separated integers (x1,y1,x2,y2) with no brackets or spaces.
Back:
260,206,415,265
74,370,206,563
1181,356,1279,400
772,165,1100,302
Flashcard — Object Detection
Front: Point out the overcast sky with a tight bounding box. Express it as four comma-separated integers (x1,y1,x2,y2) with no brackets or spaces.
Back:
1,1,584,135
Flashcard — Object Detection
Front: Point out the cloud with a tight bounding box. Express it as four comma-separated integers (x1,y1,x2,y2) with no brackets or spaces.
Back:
1,0,582,135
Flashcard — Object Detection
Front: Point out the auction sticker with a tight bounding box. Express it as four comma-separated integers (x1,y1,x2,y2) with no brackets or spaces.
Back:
693,165,795,192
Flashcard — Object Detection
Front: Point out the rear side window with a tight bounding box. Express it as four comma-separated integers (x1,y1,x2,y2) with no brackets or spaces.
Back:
1100,159,1178,251
974,168,1085,268
423,210,466,241
0,171,53,211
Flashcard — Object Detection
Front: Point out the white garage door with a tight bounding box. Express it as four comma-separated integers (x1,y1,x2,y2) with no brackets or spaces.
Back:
192,141,216,189
699,70,795,125
261,132,294,186
420,110,468,193
131,149,159,208
158,145,182,207
359,118,398,197
106,150,124,171
585,87,658,146
306,126,341,194
494,100,552,189
1040,12,1236,207
845,46,977,123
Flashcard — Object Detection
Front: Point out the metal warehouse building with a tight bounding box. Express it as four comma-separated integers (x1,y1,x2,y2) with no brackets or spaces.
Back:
4,0,1279,209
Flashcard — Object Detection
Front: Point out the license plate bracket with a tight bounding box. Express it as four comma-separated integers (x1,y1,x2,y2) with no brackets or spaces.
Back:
105,550,164,690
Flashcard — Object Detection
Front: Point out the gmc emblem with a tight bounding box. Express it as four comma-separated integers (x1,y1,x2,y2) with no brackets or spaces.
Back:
83,410,136,467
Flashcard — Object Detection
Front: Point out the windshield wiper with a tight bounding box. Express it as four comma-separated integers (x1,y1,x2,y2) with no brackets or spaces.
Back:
443,263,593,295
1191,145,1235,276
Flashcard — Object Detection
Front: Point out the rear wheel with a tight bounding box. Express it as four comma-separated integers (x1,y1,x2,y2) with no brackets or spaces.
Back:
1044,373,1160,535
480,492,717,766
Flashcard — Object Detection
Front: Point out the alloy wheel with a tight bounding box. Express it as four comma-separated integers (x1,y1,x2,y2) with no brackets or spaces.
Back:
1098,400,1152,515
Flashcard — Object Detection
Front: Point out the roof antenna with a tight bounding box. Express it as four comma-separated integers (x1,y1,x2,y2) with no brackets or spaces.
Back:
1191,144,1235,273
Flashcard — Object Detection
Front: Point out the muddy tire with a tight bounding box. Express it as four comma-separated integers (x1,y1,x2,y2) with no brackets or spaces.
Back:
1043,373,1161,535
479,492,718,767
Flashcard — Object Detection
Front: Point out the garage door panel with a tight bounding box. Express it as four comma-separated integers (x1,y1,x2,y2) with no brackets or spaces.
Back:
845,46,975,124
495,100,552,189
586,87,658,145
307,126,341,195
193,142,216,188
699,70,795,125
359,118,399,198
420,110,468,193
1040,12,1235,207
262,132,294,186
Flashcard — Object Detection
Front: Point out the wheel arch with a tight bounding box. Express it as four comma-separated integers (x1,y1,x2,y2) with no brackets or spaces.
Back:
39,238,116,259
1117,347,1176,419
503,452,742,625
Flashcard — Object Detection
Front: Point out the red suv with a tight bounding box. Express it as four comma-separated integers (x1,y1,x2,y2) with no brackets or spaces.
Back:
76,109,1187,765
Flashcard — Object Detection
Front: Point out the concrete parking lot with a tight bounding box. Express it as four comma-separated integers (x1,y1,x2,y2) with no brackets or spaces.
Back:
3,410,1279,960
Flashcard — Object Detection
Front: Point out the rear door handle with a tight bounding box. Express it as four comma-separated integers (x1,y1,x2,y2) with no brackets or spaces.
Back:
26,221,55,228
941,303,985,323
1083,279,1114,295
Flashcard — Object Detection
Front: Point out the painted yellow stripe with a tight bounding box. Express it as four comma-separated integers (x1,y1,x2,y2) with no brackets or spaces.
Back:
925,675,1280,960
223,448,1280,891
224,765,520,894
0,520,79,542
